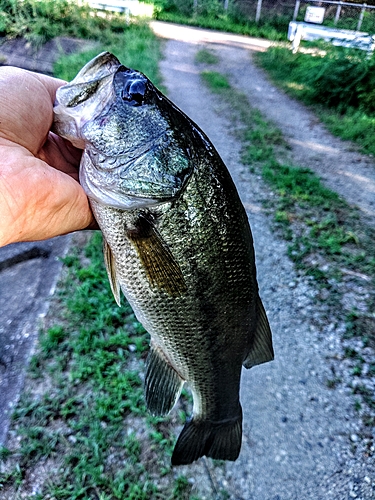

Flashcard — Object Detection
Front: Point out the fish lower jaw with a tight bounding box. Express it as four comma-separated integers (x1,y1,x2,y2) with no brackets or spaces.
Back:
81,175,161,211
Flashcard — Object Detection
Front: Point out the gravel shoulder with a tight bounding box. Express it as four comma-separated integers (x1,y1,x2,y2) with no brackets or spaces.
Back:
152,21,375,499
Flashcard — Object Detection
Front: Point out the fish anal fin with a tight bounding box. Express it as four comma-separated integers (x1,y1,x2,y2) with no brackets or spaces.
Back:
103,239,121,307
171,410,243,466
145,345,184,416
127,213,187,297
243,297,274,369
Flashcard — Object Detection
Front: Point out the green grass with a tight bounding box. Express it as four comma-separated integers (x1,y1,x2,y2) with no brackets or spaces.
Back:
201,70,230,90
0,0,133,47
0,234,199,499
195,48,219,65
153,10,288,41
198,65,375,415
255,46,375,157
54,21,162,86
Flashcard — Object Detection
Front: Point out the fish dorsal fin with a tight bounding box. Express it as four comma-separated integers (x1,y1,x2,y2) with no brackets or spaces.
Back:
243,297,274,369
103,239,121,307
145,344,184,416
126,213,187,297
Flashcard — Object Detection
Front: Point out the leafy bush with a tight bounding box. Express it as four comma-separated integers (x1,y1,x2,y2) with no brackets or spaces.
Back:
256,45,375,157
0,0,130,45
153,0,289,41
258,46,375,114
302,50,375,113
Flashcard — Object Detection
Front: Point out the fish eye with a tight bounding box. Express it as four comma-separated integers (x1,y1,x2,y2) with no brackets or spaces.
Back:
122,79,146,106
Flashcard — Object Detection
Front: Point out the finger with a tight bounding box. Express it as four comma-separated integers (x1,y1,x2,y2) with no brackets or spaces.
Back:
0,68,65,155
33,72,66,101
38,132,82,180
0,145,96,246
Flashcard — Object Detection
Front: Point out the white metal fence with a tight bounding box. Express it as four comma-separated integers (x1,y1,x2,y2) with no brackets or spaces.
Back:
292,1,375,31
191,1,375,31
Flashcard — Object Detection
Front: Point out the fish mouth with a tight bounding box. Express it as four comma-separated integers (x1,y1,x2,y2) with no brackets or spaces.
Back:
71,52,121,84
53,53,122,147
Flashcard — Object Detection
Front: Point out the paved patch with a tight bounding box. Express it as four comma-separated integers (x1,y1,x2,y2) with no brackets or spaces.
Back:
0,237,71,445
0,36,96,75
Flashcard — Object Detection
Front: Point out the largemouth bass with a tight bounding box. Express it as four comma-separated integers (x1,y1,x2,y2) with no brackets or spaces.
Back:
53,52,274,466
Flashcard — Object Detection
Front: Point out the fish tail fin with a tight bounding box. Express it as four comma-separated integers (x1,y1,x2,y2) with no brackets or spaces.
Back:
171,410,242,466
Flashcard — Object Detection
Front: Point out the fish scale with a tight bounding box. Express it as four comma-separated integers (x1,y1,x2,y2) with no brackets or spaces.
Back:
53,51,274,465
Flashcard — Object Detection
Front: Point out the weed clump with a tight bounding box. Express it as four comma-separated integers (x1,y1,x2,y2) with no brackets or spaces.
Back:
0,0,130,46
256,47,375,157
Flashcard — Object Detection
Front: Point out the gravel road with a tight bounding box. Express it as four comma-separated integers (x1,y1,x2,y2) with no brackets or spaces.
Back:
1,23,374,499
151,21,375,499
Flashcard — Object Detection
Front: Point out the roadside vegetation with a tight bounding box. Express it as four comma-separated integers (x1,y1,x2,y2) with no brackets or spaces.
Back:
0,0,131,47
197,49,375,436
152,0,375,42
152,0,289,41
0,233,202,499
256,45,375,158
0,0,161,83
53,20,161,88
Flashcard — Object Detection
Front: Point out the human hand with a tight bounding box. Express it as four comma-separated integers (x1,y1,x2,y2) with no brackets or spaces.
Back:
0,66,97,247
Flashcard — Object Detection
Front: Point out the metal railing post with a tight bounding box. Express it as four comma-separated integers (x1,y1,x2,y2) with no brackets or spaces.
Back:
357,3,367,31
334,2,342,25
293,0,301,21
255,0,263,23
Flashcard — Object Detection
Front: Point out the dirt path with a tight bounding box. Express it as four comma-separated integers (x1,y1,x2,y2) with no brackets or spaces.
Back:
151,22,375,499
152,21,375,225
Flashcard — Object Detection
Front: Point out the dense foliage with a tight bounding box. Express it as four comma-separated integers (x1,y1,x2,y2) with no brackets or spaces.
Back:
0,0,128,46
260,46,375,113
256,46,375,156
152,0,290,41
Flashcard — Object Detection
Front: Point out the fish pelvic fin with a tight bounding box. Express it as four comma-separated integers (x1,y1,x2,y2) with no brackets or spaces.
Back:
171,410,243,466
145,345,184,416
103,239,121,307
243,296,274,369
126,212,187,297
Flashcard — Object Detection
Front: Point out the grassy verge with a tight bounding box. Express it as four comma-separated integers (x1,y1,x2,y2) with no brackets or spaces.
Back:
54,21,162,86
197,53,375,432
154,10,288,41
255,46,375,158
0,233,199,499
0,0,132,47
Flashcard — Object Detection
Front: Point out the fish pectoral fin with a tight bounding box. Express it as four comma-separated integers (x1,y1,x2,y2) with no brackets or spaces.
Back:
103,239,121,307
171,410,243,466
127,213,187,297
243,297,274,369
145,345,184,416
